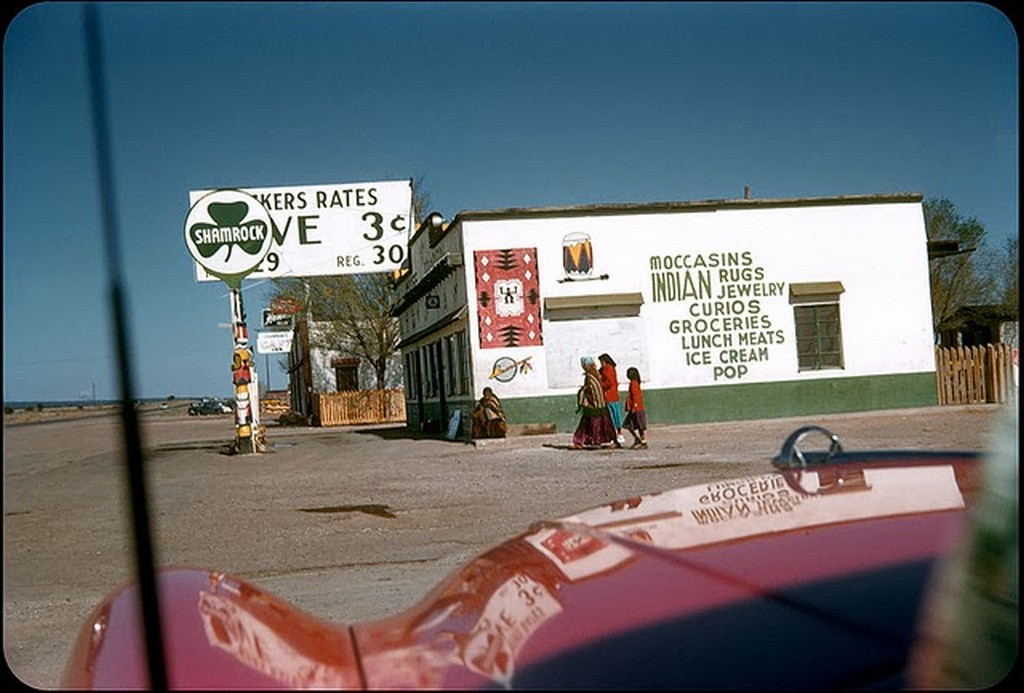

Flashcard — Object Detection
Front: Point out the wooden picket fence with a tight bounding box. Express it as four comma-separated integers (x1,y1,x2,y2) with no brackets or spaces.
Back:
935,343,1017,405
313,389,407,426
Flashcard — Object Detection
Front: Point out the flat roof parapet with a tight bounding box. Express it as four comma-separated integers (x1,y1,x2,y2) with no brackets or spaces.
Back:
449,192,924,224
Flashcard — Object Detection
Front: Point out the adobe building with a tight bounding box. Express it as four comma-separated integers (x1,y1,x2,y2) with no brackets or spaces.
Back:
391,192,937,434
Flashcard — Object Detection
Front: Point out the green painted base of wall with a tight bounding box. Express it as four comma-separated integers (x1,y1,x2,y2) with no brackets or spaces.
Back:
499,372,938,432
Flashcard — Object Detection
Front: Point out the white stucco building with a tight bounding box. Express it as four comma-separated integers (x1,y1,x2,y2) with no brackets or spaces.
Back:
392,193,937,434
287,317,403,418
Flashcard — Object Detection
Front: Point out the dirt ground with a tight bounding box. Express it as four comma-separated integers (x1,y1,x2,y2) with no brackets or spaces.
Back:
2,401,1011,689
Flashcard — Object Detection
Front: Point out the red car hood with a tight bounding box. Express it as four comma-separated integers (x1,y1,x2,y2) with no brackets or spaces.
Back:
61,454,979,689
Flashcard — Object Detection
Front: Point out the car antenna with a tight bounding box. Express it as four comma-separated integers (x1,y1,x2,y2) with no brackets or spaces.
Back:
83,4,168,689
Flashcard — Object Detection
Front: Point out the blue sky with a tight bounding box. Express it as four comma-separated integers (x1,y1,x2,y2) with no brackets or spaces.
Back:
2,2,1017,403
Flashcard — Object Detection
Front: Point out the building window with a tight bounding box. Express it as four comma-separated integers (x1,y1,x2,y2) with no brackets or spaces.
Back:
420,346,430,397
435,340,446,400
445,333,457,396
331,357,360,392
457,330,470,396
426,344,438,397
403,353,414,399
413,349,423,400
790,282,845,371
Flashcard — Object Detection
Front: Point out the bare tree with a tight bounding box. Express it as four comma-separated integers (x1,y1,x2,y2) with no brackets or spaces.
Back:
983,234,1019,315
411,175,432,225
272,274,401,390
924,198,993,331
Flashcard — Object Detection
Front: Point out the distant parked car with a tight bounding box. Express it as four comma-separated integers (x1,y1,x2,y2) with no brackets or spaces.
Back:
187,399,231,416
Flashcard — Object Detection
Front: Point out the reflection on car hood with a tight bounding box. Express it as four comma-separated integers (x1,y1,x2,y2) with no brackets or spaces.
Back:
549,463,966,564
61,452,980,690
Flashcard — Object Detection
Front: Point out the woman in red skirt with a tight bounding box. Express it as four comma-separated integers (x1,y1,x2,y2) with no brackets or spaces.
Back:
570,355,617,449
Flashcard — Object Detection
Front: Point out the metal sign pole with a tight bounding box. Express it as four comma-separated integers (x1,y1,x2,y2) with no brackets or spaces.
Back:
185,187,278,454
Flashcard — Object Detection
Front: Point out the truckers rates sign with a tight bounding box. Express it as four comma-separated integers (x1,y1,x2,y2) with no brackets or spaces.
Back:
188,180,414,282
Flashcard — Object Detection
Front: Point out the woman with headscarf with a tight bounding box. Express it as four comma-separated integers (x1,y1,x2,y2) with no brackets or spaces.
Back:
471,386,507,439
570,355,617,449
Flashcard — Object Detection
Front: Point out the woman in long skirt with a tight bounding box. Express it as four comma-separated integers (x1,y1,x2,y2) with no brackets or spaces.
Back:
571,355,617,449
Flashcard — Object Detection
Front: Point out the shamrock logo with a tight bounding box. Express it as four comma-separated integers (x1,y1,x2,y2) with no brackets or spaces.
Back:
184,189,274,283
189,201,267,262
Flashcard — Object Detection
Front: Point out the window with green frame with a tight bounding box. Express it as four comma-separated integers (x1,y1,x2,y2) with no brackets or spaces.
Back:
790,282,845,371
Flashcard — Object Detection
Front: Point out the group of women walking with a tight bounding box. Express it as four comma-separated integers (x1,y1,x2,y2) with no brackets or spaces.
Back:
470,351,648,449
571,353,647,450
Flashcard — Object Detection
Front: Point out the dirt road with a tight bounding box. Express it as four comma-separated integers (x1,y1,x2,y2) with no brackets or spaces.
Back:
2,403,1007,688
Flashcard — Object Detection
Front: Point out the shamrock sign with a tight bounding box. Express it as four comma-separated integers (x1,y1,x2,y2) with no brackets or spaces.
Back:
184,189,275,287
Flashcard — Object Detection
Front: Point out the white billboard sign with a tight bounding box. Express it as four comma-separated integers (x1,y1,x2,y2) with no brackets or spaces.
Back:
257,330,294,354
189,180,413,282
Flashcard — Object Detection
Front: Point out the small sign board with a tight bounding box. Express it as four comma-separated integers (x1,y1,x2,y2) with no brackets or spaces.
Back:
263,309,294,329
257,330,294,354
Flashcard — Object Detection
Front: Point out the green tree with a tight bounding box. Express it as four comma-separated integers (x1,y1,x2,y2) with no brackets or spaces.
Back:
924,198,993,331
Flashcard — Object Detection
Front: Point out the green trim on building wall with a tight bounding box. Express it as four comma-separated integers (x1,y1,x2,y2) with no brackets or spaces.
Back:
497,371,938,432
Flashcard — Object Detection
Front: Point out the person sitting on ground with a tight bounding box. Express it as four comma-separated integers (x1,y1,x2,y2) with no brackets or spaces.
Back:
471,387,508,439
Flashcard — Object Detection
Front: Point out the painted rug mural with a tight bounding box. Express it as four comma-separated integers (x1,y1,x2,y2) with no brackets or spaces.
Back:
474,248,543,349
